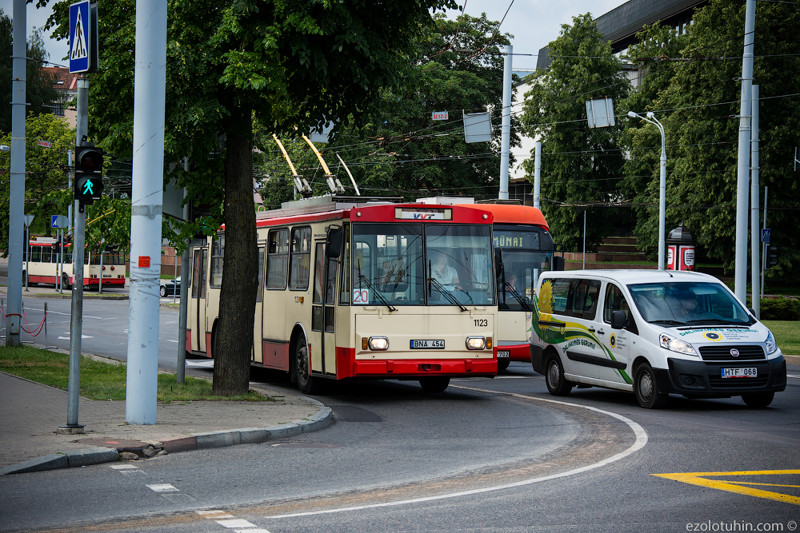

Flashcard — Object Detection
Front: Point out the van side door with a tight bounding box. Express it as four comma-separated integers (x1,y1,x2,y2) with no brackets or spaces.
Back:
595,283,635,387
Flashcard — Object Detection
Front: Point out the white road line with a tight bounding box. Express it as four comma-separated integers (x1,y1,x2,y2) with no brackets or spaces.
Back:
264,390,648,520
109,464,138,470
216,518,257,529
146,483,179,493
788,373,800,379
186,360,214,368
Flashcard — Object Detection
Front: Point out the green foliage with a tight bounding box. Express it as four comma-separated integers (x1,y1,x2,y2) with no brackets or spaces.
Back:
0,113,74,253
520,14,630,252
0,345,269,402
0,9,59,132
760,298,800,321
265,13,516,201
620,0,800,275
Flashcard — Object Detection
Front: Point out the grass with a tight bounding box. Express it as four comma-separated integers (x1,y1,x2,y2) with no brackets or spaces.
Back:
0,345,270,402
762,320,800,356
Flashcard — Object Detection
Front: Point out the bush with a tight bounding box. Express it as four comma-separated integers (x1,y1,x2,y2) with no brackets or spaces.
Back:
760,297,800,321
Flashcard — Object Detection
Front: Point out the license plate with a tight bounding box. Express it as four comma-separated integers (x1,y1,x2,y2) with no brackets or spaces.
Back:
721,367,757,378
410,339,444,349
497,350,510,359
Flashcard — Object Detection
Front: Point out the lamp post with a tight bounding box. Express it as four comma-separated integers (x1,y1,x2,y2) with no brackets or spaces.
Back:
628,111,667,270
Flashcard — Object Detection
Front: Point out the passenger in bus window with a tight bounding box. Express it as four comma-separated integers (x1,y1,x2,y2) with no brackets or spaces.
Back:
432,254,459,286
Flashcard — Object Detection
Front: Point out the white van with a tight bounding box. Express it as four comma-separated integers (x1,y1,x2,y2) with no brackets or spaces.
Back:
530,270,786,408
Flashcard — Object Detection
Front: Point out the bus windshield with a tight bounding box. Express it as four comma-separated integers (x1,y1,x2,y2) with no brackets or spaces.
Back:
495,226,555,311
352,222,494,306
628,281,755,326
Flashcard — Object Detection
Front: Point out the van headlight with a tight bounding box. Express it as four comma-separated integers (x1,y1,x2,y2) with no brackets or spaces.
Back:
765,331,778,355
465,336,486,350
659,333,698,356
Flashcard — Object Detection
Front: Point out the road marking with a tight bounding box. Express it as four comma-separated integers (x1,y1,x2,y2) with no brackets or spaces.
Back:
788,373,799,379
217,518,258,529
147,483,179,493
264,389,647,520
653,470,800,505
109,464,137,470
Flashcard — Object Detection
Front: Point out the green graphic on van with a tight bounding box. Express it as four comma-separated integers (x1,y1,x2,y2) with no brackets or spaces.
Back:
533,280,631,384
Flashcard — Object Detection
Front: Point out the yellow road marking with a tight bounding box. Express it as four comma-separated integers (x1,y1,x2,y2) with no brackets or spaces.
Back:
653,470,800,506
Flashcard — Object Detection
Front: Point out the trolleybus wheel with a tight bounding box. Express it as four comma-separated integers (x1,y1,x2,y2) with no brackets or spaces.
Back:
61,273,71,290
545,354,572,396
419,376,450,393
294,338,318,394
634,362,667,409
498,360,510,372
741,392,774,408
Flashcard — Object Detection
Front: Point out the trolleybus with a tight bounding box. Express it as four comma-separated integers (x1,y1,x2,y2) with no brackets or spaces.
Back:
187,197,499,393
466,204,562,370
23,237,127,290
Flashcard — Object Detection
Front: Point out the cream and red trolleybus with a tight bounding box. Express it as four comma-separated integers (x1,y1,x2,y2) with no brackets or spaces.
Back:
186,197,498,393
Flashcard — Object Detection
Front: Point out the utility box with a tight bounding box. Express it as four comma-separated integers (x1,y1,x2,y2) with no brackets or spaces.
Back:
667,224,695,271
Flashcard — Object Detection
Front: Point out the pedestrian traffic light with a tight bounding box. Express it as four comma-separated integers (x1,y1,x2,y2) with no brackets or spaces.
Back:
74,142,104,211
767,247,779,268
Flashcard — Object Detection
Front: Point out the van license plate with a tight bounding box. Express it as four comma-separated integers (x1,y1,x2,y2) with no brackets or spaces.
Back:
497,350,510,359
721,367,757,378
411,339,444,349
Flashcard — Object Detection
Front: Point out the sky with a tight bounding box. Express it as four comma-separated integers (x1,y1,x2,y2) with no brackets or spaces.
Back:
16,0,626,69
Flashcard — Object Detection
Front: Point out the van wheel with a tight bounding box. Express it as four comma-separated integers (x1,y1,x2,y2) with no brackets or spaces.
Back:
294,337,319,394
419,377,450,393
742,392,774,408
545,354,572,396
634,362,667,409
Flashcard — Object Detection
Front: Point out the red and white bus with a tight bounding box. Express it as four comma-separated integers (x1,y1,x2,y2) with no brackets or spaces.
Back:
23,237,127,290
187,197,498,393
465,204,562,370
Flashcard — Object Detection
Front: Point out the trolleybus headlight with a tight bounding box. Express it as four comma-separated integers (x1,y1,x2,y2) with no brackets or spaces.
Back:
465,336,487,350
765,331,778,355
658,333,697,356
365,336,389,351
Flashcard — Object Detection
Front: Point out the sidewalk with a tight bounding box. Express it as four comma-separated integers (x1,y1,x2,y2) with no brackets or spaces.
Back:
0,371,332,475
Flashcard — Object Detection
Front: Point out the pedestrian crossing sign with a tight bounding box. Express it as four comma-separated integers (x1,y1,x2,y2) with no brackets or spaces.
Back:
69,1,98,73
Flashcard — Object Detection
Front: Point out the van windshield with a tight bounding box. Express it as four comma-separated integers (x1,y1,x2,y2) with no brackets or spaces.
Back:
627,281,755,327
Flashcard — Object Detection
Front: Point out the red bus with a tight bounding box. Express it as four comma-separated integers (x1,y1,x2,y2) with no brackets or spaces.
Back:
187,197,499,393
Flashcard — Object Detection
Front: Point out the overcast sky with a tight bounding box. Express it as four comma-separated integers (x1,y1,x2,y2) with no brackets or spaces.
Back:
18,0,626,68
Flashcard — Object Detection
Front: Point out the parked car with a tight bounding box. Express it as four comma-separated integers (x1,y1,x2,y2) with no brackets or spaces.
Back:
160,277,180,297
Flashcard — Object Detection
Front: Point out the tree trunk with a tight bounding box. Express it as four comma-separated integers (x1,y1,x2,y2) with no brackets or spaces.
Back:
213,104,258,396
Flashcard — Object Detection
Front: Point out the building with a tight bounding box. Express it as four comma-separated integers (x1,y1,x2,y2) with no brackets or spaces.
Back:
42,66,79,128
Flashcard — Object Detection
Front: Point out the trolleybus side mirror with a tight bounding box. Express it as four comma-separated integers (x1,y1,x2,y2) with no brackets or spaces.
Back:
326,226,343,258
553,256,565,272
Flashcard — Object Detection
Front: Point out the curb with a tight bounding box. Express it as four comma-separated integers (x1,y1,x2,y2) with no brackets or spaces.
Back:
0,399,333,476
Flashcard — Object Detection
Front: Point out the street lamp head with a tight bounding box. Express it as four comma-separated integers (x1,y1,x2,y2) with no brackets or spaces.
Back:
646,111,656,119
627,111,640,119
0,145,9,152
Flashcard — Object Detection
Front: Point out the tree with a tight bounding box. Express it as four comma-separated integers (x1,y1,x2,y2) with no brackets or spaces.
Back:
44,0,455,395
288,13,517,201
520,14,630,252
0,113,73,252
620,0,800,276
0,9,58,133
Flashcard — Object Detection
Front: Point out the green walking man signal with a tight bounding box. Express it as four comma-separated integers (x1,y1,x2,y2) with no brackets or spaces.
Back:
74,141,104,212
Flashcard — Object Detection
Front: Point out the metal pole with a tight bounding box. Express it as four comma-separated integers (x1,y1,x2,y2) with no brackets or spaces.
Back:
656,119,666,271
127,0,167,425
750,85,760,317
7,0,27,346
734,0,756,302
582,208,587,269
24,224,29,291
761,186,768,300
533,141,542,209
99,250,104,293
177,192,190,385
498,44,512,200
63,77,89,433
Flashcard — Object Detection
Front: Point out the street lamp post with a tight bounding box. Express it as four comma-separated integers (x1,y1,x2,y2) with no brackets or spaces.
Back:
628,111,667,270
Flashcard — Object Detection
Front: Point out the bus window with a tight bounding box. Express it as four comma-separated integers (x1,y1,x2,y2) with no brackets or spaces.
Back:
289,226,311,290
210,234,224,288
267,228,289,289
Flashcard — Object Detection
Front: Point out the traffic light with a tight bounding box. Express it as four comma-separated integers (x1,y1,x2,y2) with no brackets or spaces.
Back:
767,247,779,268
74,142,104,211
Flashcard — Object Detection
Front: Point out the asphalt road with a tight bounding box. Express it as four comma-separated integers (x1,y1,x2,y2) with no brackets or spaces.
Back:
0,359,798,532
